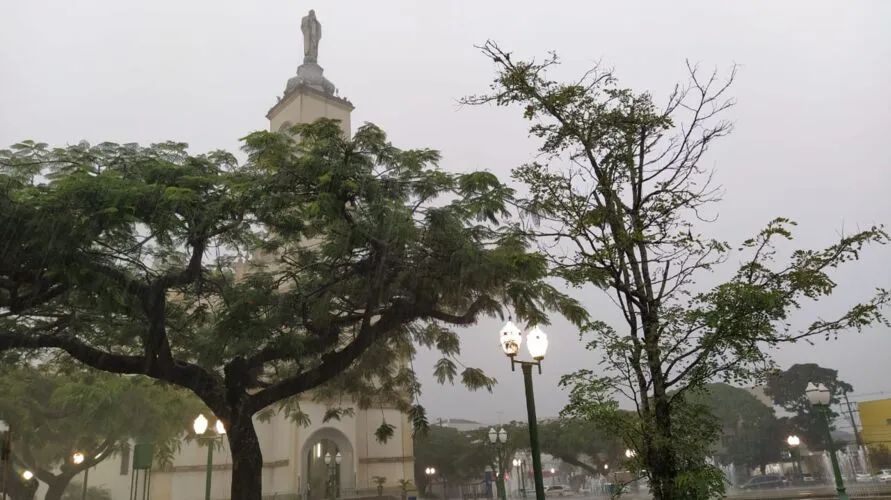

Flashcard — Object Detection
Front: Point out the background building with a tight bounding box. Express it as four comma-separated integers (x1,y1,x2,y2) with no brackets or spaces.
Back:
859,398,891,447
75,10,414,500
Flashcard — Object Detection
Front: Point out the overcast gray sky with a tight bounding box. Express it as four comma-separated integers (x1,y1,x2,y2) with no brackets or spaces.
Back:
1,1,889,425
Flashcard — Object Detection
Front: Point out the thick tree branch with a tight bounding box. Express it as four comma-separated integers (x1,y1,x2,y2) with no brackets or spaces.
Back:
0,332,227,417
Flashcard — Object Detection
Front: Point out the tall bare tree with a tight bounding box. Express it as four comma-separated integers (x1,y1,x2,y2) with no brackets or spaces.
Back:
464,41,889,500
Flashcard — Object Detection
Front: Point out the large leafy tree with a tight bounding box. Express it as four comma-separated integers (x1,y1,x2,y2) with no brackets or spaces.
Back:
413,426,487,494
465,422,528,500
0,362,200,500
687,383,786,474
764,363,852,450
464,42,889,500
536,418,625,475
0,120,584,500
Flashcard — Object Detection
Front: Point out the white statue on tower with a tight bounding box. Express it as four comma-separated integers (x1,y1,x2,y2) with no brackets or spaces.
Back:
284,9,337,96
301,9,322,64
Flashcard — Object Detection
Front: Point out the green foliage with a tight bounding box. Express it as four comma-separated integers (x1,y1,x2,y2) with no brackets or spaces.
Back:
0,362,199,491
536,418,625,474
374,421,396,443
469,41,888,500
0,115,586,499
413,425,488,489
372,476,387,496
686,384,786,472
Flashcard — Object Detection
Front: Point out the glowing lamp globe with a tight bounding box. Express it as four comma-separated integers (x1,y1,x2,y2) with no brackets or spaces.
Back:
335,451,342,465
22,470,33,481
72,452,85,465
215,419,226,435
526,326,549,360
787,435,800,447
500,321,522,357
488,427,497,444
193,414,209,435
324,452,332,465
498,428,507,444
806,383,831,406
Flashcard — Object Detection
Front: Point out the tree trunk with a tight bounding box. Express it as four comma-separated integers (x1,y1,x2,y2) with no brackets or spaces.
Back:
228,412,264,500
43,479,68,500
648,395,678,500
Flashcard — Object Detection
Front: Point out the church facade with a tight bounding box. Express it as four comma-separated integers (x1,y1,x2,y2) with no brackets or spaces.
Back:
73,10,415,500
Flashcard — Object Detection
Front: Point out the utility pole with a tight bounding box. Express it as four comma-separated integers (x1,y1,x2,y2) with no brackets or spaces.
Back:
842,391,863,450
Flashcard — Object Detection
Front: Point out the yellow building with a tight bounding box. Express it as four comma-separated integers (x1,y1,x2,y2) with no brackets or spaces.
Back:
858,398,891,447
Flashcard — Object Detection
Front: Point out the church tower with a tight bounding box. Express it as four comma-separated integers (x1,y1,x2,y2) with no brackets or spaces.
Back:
266,9,354,137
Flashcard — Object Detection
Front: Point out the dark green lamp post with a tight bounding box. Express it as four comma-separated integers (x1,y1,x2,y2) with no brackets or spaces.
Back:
499,321,549,500
193,414,226,500
805,383,848,500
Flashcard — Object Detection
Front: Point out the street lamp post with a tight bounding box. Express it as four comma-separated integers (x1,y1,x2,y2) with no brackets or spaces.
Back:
193,414,226,500
72,451,89,500
786,435,802,482
512,458,526,499
625,450,639,493
488,427,508,500
0,419,9,500
806,383,848,500
425,467,436,496
499,321,549,500
324,451,342,499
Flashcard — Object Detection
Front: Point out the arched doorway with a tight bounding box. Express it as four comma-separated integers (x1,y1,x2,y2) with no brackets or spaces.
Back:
302,428,355,500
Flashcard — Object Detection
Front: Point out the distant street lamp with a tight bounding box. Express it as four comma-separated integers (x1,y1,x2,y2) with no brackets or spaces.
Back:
1,419,11,500
425,467,437,496
806,383,848,500
500,321,549,500
324,451,342,499
513,458,527,499
786,435,802,481
72,451,90,500
21,470,33,481
625,449,636,459
489,428,508,500
193,414,226,500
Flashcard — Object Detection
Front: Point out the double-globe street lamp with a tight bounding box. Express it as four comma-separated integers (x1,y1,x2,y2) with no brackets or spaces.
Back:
488,427,508,500
512,458,527,499
424,467,437,496
193,414,227,500
323,451,342,499
806,383,848,500
499,321,549,500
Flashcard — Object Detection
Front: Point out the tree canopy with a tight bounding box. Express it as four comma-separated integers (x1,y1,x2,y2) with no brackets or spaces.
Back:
413,425,487,493
764,363,852,450
466,41,889,500
0,362,200,500
535,418,625,475
0,119,585,500
686,383,787,473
